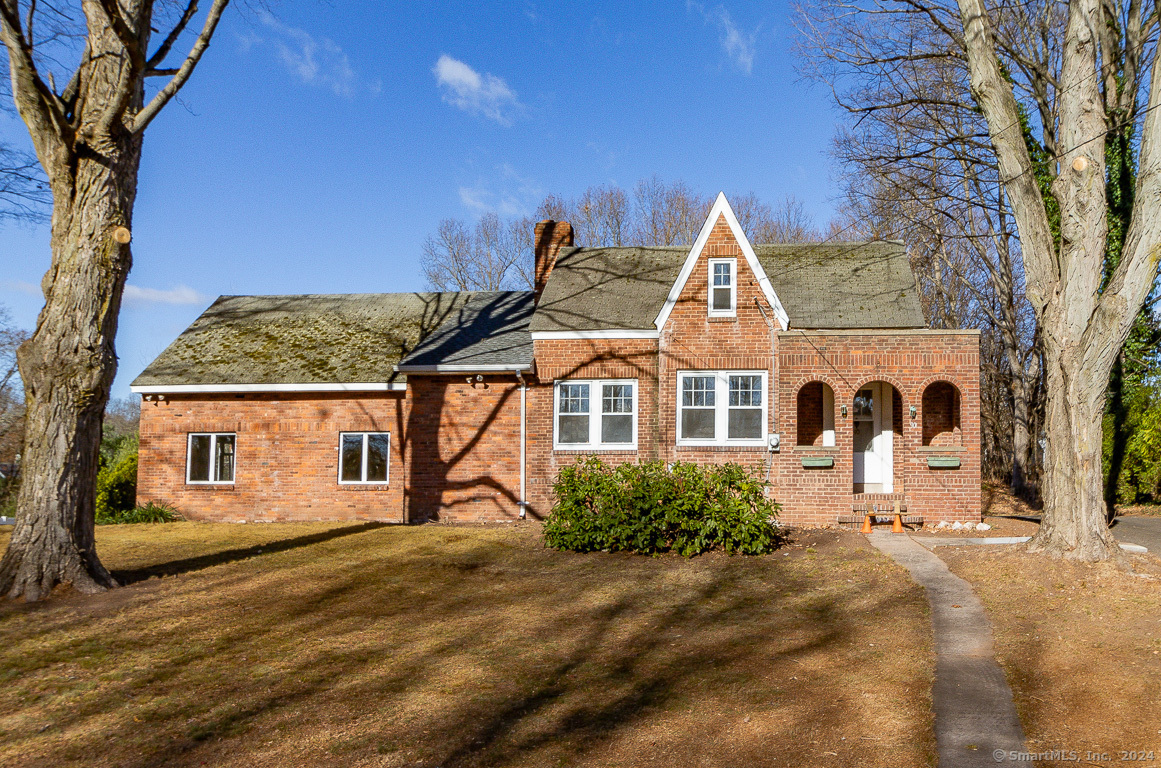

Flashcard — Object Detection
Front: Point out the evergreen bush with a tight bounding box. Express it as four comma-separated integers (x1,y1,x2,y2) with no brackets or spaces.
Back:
543,458,785,557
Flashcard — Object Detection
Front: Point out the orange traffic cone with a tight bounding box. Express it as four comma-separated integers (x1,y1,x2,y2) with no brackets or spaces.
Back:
891,500,904,533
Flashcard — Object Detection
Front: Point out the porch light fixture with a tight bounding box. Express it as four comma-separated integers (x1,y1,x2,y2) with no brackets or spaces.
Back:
841,405,848,418
909,405,917,420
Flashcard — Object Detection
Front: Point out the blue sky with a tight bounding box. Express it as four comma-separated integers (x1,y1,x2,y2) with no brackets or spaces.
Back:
0,1,841,398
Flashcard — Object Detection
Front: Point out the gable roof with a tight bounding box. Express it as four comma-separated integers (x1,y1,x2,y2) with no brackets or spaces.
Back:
529,240,926,333
131,291,532,390
654,192,788,331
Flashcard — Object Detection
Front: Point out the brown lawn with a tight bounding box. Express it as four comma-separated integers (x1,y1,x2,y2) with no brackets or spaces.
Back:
942,546,1161,767
0,523,935,768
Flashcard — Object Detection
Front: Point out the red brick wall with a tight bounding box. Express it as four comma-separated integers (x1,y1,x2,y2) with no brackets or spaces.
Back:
775,331,981,524
137,378,529,524
404,375,524,523
137,392,408,522
526,338,660,516
656,214,774,482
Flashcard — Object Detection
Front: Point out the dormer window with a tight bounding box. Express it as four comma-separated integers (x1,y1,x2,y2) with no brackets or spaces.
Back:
709,258,736,317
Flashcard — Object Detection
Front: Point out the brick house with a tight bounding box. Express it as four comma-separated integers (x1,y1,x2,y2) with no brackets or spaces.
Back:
133,194,981,526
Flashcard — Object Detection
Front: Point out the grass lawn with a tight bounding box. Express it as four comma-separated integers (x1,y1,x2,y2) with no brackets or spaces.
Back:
0,523,934,768
942,546,1161,767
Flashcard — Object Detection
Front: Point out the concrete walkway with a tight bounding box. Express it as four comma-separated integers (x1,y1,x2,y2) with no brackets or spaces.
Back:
867,532,1025,767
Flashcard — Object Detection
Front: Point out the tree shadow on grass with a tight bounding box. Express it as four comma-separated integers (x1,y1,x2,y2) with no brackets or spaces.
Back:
111,521,387,585
2,531,934,768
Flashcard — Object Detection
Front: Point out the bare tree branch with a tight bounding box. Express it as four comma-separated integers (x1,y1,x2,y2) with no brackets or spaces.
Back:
131,0,228,133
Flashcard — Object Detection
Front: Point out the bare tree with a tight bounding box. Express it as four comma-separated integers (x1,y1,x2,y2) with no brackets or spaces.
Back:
732,192,821,243
798,0,1048,497
801,0,1160,559
0,73,49,222
421,213,529,291
957,0,1161,560
0,0,231,600
422,181,830,295
631,176,711,246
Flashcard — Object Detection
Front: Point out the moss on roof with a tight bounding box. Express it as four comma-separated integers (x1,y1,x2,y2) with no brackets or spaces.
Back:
132,292,506,387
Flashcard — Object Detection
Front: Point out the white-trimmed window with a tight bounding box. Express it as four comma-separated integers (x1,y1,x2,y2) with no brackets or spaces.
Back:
187,433,236,484
708,258,736,316
554,379,637,450
677,371,768,446
339,432,391,484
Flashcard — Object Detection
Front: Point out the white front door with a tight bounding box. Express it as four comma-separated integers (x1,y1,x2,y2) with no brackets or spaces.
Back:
852,383,893,493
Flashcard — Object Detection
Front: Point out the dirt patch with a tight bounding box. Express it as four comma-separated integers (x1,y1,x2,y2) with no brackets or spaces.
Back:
0,522,935,768
941,546,1161,767
1120,504,1161,518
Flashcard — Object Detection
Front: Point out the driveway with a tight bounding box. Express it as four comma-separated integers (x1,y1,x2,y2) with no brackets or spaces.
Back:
1111,515,1161,553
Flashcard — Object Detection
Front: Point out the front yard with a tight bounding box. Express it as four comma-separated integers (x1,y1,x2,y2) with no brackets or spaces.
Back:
942,546,1161,766
0,523,935,768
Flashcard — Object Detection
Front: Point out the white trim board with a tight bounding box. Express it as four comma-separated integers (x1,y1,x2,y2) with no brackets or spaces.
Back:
653,192,789,332
132,382,407,394
393,363,533,373
530,329,659,340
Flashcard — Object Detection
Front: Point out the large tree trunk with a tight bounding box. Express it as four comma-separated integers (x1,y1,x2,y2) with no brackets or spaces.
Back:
1030,341,1121,560
956,0,1161,561
0,0,227,600
0,140,140,600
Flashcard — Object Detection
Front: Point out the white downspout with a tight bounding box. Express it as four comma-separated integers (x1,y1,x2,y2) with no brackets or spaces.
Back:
516,371,527,518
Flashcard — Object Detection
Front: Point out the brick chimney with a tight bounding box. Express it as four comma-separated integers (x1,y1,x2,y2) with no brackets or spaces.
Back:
533,219,574,304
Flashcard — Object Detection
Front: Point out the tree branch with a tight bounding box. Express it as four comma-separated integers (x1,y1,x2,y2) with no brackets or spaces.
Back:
0,0,70,168
956,0,1059,309
131,0,229,134
146,0,197,69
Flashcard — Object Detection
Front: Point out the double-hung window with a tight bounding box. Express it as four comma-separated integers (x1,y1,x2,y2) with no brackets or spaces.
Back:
554,379,637,450
187,433,236,484
339,432,390,484
677,371,767,446
708,258,736,316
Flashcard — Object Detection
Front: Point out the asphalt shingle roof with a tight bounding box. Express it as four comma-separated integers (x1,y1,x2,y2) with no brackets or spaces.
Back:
132,291,531,387
134,242,924,388
528,241,925,332
397,291,534,369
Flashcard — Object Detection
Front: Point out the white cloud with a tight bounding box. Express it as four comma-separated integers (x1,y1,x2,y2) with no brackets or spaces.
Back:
122,285,207,307
244,12,359,97
458,164,542,217
688,3,758,74
433,55,521,125
0,280,41,297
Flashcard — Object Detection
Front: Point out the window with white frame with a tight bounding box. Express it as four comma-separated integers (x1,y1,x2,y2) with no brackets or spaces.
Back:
187,433,236,484
677,371,767,446
339,432,390,484
708,258,736,316
554,380,637,449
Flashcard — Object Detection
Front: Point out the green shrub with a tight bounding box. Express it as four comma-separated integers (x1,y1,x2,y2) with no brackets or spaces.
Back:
543,458,785,557
0,475,18,519
95,435,139,523
98,500,181,525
